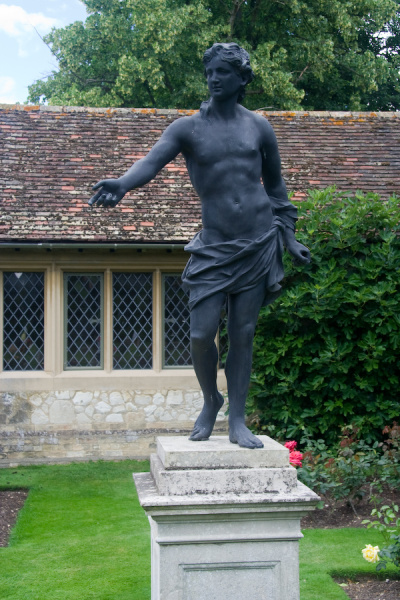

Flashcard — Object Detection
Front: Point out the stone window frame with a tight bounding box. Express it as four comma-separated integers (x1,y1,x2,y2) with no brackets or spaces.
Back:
1,267,192,374
62,270,191,372
0,250,227,395
0,257,194,371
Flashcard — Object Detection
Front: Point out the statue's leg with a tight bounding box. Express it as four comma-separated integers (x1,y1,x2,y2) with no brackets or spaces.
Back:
189,292,226,441
226,278,267,449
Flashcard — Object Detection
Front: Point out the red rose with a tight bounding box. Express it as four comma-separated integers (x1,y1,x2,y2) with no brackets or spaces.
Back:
289,450,303,467
284,440,297,451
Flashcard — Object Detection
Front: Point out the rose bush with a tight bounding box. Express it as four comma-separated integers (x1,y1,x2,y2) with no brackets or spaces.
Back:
362,503,400,571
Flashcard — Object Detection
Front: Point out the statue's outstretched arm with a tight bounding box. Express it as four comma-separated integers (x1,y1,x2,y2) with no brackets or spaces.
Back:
89,118,185,207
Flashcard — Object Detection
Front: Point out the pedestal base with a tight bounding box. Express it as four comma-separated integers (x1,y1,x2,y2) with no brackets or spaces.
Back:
134,436,319,600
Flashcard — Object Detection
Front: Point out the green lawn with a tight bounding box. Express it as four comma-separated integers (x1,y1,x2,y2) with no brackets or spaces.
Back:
0,461,396,600
0,461,150,600
300,528,397,599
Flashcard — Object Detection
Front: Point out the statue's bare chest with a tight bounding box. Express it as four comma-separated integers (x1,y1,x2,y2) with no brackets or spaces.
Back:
186,119,260,166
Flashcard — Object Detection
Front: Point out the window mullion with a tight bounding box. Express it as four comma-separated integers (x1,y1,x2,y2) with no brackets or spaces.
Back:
54,267,64,375
45,266,56,374
153,270,162,372
104,269,112,373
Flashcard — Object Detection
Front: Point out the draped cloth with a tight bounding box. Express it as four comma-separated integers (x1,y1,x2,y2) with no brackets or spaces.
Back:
181,216,286,310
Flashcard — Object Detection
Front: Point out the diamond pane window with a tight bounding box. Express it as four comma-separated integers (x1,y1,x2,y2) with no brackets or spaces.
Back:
163,274,191,367
64,274,103,369
3,272,45,371
113,273,153,370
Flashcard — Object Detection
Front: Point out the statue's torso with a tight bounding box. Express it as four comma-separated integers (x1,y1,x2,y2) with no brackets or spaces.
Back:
181,111,274,243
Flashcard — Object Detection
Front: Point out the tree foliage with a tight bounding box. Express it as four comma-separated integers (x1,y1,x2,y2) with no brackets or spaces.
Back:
248,189,400,446
357,8,400,110
28,0,399,111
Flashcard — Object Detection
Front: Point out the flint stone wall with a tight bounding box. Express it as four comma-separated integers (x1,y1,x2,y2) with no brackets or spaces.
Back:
0,389,228,466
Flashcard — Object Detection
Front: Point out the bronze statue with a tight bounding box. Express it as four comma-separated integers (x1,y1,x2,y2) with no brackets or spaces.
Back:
89,43,310,449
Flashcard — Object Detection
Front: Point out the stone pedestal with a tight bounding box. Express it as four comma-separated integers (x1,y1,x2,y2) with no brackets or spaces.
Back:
133,435,319,600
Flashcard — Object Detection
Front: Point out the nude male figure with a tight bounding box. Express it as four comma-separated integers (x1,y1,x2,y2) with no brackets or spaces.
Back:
89,43,310,449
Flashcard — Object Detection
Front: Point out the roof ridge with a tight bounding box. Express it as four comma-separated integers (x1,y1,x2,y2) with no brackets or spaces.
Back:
0,104,399,119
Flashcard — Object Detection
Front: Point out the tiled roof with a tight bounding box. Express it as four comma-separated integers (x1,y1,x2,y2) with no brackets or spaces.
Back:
1,105,399,244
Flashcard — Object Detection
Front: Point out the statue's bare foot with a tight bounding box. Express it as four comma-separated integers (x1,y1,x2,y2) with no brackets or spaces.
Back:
189,392,224,441
229,420,264,449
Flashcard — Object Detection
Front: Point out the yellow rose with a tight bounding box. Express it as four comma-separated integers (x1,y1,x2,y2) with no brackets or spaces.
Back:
362,544,380,563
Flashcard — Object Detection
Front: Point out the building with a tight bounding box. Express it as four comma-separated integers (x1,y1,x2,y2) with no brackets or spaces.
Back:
1,105,399,465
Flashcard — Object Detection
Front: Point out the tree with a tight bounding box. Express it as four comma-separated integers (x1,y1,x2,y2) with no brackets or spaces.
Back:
28,0,399,111
356,6,400,110
28,0,221,109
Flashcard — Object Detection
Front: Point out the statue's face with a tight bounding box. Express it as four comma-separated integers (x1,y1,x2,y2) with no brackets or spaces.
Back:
205,56,246,101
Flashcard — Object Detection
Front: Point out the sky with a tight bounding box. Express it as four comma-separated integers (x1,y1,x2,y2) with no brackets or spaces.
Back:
0,0,88,104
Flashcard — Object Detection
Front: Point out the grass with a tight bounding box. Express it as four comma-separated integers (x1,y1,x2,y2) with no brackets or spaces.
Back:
301,528,398,599
0,461,397,600
0,461,150,600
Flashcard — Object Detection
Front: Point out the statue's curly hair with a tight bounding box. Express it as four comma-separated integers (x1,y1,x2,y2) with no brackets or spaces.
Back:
202,43,254,103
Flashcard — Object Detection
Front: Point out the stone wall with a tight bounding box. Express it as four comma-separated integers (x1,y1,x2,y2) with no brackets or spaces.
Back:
0,389,228,466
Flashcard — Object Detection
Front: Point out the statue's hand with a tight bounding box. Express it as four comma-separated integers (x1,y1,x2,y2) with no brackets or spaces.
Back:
286,240,311,266
88,179,126,207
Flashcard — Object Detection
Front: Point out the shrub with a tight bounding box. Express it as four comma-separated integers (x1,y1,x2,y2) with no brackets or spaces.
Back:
248,188,400,446
297,424,400,512
376,422,400,491
362,503,400,570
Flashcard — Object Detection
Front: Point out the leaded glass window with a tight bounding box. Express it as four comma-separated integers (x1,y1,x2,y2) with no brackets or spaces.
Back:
163,274,191,367
113,273,153,370
64,274,103,369
3,272,45,371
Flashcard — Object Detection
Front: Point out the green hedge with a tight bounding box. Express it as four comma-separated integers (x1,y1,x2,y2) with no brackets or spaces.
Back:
248,188,400,446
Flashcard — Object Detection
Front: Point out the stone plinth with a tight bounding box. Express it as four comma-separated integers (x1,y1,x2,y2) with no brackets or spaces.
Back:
133,435,319,600
156,435,289,469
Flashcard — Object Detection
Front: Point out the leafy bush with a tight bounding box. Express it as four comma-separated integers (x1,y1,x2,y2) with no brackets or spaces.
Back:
249,188,400,446
363,503,400,571
297,424,400,511
378,422,400,490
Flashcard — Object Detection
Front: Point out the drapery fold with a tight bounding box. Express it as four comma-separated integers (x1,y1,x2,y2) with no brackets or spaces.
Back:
182,217,286,310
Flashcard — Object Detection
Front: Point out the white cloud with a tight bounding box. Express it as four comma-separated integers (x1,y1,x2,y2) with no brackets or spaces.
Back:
0,76,17,103
0,4,59,37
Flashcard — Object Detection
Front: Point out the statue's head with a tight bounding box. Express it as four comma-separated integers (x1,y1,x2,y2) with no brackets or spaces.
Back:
202,43,254,103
